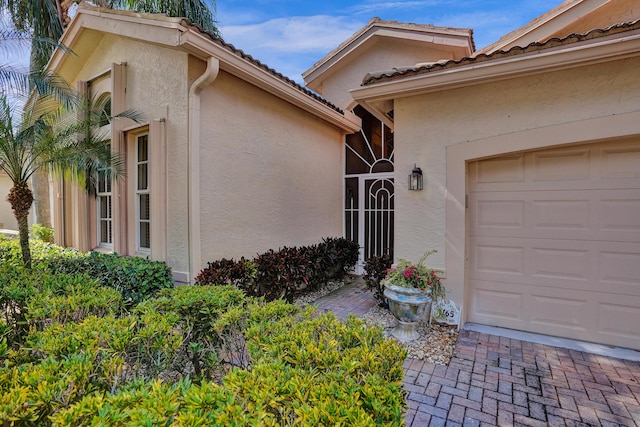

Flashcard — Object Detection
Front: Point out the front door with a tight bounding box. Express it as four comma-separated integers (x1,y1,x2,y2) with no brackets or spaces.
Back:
345,106,394,272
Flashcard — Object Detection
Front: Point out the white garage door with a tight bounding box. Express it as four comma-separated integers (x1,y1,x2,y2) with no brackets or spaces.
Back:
467,137,640,350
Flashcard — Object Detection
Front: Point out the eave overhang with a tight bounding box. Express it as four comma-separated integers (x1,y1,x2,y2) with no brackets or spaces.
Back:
303,18,474,92
350,27,640,124
48,5,361,134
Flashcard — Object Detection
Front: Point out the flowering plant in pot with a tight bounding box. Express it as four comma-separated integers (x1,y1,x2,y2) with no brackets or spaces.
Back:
382,250,445,342
382,250,445,300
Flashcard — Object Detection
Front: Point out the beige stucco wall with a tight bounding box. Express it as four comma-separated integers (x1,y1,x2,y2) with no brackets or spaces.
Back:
317,39,459,110
198,70,345,264
393,56,640,303
65,34,191,274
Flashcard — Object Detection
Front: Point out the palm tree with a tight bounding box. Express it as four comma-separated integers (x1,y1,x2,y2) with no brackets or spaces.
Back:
1,0,219,227
0,92,128,268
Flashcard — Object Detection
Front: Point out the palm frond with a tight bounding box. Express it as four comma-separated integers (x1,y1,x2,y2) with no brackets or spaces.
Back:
112,0,219,36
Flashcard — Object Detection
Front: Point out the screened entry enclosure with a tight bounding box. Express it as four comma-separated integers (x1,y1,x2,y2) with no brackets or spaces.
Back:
345,106,395,271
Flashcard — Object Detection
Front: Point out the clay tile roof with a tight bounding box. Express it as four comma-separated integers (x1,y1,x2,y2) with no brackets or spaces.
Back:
362,19,640,86
180,19,345,115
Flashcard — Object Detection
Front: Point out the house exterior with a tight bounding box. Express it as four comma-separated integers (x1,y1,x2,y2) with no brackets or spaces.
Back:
347,0,640,350
49,5,471,283
48,4,363,283
52,0,640,350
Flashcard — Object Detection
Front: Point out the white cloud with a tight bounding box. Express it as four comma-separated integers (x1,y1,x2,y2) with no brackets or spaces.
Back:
220,15,366,81
341,0,446,16
222,15,363,53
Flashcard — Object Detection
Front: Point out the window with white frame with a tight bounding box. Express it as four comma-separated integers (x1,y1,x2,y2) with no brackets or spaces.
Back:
135,134,150,252
96,163,113,248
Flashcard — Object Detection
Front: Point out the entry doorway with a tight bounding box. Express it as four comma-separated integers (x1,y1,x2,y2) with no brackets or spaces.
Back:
344,106,394,273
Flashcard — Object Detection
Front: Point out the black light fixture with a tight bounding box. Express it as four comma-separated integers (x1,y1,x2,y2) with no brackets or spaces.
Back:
408,164,423,191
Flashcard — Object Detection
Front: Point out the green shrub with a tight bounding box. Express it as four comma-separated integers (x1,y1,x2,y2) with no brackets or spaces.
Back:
26,312,183,389
363,253,393,308
26,283,123,328
0,266,122,347
0,353,98,425
47,308,406,426
138,285,247,378
0,265,46,347
0,238,174,307
45,252,174,307
0,276,407,426
29,224,54,243
50,379,251,427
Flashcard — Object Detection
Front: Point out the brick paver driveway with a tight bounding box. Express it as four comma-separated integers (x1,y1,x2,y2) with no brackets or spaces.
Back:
404,329,640,427
314,280,640,426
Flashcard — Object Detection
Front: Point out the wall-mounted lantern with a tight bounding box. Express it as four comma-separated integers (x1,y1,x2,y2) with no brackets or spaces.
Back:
408,164,423,191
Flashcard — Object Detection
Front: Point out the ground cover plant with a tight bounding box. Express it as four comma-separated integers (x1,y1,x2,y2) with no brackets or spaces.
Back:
0,237,407,425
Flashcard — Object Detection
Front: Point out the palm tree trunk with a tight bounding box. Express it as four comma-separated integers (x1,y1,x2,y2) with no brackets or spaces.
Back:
33,170,52,227
16,212,32,268
7,183,34,268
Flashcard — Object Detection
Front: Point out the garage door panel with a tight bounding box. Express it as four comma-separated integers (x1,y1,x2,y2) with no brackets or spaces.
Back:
471,236,640,295
469,139,640,192
530,148,591,182
469,280,525,324
470,236,597,289
472,154,525,184
532,199,591,231
601,144,640,179
471,190,640,242
599,194,640,238
529,292,590,332
598,245,640,293
469,282,640,346
530,247,592,283
596,295,640,344
468,137,640,350
475,199,525,229
471,240,525,278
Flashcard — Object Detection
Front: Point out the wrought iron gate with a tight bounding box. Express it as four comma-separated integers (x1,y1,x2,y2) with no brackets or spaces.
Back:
344,106,395,272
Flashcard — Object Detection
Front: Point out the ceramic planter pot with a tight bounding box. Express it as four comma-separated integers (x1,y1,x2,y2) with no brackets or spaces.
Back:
384,284,432,342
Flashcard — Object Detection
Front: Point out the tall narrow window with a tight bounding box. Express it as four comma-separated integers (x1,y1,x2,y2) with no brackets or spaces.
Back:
96,164,113,248
136,134,150,252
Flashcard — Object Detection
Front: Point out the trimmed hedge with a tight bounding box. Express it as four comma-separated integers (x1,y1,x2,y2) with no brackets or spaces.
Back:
0,263,407,426
195,237,360,301
0,236,173,307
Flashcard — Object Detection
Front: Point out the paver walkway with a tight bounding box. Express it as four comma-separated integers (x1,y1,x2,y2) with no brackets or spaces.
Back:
314,280,640,427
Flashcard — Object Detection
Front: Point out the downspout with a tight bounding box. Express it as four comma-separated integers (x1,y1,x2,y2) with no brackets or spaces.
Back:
188,56,219,283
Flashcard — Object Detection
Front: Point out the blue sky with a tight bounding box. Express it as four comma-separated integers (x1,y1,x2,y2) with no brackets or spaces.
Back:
3,0,562,85
217,0,562,83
